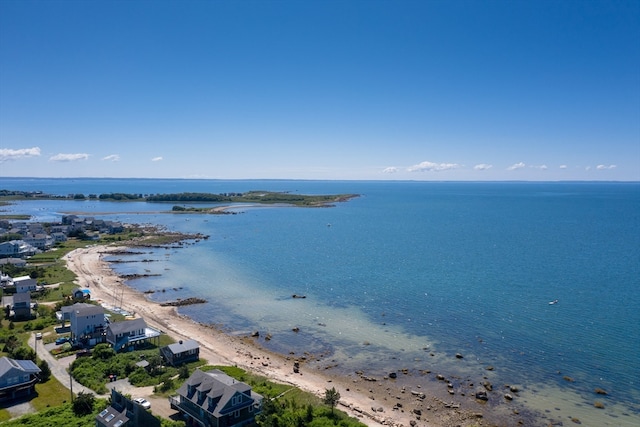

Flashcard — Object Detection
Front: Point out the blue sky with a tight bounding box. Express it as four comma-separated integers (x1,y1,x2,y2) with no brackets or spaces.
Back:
1,0,638,181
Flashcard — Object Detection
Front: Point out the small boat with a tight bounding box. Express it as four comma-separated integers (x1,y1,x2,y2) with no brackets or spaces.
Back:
549,299,558,305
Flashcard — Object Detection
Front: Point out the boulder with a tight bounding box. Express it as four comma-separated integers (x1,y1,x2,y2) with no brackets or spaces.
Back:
475,390,488,401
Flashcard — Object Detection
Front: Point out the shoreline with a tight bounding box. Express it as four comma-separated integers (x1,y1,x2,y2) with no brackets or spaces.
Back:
63,244,520,427
63,245,418,426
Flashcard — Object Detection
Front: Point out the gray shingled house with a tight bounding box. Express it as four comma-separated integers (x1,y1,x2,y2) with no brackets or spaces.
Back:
169,368,263,427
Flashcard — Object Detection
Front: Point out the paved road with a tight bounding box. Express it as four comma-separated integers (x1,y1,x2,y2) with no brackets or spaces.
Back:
28,331,174,418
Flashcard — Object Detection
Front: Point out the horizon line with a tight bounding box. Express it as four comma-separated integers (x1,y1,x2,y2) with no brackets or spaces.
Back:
1,176,639,184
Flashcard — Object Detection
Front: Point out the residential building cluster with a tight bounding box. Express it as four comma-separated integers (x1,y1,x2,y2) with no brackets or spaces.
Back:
0,215,124,265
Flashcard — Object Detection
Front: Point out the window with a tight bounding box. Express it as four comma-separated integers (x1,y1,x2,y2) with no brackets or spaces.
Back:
234,410,240,418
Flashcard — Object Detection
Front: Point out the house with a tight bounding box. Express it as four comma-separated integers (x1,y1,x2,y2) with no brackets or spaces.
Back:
69,302,106,347
0,258,27,268
4,292,32,320
23,233,51,250
56,304,75,326
0,273,12,288
14,276,37,293
71,287,90,299
0,356,41,402
95,389,160,427
0,240,37,258
106,318,161,352
50,232,67,244
160,339,199,367
169,368,263,427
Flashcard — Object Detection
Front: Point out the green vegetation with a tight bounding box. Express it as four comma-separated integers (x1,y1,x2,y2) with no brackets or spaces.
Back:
1,189,358,208
0,211,365,427
166,190,357,208
0,401,108,427
70,342,206,394
324,387,341,414
0,215,30,221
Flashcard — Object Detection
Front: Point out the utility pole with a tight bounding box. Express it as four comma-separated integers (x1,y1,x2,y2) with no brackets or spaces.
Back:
70,371,74,402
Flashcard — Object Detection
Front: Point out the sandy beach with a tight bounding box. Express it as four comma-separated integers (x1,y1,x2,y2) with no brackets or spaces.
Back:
63,244,506,427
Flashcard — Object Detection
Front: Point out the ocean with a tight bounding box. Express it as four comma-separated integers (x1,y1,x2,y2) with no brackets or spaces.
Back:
2,178,639,426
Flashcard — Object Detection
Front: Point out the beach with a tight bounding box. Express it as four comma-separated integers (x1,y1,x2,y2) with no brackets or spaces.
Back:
63,244,500,427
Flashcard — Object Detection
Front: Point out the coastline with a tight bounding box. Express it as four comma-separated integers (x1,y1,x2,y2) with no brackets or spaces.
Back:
63,244,424,427
70,239,637,427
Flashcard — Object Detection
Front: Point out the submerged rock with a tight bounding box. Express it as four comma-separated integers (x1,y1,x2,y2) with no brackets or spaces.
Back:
475,390,488,401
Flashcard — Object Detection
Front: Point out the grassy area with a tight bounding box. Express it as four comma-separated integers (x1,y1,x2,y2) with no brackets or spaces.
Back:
0,376,71,423
0,224,367,427
0,214,30,220
0,400,109,427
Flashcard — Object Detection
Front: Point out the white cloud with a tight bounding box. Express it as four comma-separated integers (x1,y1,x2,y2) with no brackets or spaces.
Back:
533,164,548,170
49,153,89,162
586,166,592,171
407,161,460,172
382,167,398,174
0,147,41,162
559,165,568,169
507,162,526,171
151,156,163,162
596,164,617,170
474,163,493,170
102,154,120,162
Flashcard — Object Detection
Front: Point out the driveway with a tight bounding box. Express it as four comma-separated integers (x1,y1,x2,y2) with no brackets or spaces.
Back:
28,331,175,418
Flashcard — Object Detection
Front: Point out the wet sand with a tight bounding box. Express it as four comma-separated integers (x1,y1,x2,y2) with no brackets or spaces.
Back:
64,244,532,427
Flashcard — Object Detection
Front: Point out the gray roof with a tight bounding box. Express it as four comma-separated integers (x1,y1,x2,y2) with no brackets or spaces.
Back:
108,318,147,335
166,339,199,354
0,356,41,378
176,369,260,418
71,302,104,316
12,292,31,304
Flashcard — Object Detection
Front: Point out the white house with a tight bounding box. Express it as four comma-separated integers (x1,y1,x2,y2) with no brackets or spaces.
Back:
69,302,106,346
13,276,37,293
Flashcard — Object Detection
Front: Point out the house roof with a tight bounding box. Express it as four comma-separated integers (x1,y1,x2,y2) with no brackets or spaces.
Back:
176,369,260,418
0,356,41,378
71,302,104,317
12,292,31,304
165,339,199,354
96,407,128,427
108,318,147,335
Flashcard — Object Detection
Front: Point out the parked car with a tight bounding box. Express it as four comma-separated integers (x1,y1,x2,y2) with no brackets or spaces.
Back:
35,333,43,340
75,349,91,358
55,337,69,345
133,397,151,410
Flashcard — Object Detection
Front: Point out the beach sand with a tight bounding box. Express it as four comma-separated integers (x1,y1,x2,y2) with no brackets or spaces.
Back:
63,244,512,427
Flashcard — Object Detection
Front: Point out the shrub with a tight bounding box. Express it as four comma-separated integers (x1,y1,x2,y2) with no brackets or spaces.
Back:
72,391,95,416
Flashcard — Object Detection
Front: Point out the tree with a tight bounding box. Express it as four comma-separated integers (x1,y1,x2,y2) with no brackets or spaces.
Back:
323,387,341,415
92,343,115,360
178,364,190,379
73,391,95,415
3,334,20,354
38,360,52,382
11,346,36,361
146,353,163,376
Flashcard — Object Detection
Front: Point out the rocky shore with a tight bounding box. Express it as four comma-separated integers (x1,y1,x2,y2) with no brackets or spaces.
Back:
64,236,549,427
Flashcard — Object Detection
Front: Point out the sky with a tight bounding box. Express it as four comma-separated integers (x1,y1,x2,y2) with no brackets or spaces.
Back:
1,0,639,181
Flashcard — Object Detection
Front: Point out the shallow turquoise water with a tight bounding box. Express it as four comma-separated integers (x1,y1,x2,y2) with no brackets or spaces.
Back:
3,178,639,424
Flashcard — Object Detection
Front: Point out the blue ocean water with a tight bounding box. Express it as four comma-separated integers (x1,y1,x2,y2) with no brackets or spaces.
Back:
2,178,639,424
